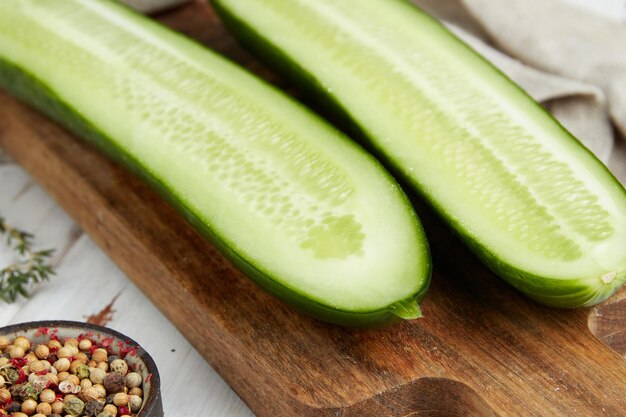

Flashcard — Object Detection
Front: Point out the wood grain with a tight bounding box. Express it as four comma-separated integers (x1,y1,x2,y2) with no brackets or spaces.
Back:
1,2,624,416
0,165,252,416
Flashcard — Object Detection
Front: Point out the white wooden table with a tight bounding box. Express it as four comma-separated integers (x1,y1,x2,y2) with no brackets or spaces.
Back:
0,161,254,416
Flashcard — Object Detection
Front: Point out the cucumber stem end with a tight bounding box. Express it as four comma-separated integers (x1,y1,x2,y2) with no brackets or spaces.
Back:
390,298,423,320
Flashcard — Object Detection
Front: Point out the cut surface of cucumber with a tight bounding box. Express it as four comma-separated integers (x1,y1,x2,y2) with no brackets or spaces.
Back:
0,0,431,326
214,0,626,307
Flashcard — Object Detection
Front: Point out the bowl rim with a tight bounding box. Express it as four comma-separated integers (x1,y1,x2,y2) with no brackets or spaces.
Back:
0,320,162,416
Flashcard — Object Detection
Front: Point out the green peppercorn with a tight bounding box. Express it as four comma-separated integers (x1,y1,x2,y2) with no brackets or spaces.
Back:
10,383,38,402
1,366,20,384
75,364,90,380
63,397,86,416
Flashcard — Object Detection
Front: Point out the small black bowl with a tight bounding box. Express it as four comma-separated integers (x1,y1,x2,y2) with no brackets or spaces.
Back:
0,320,163,416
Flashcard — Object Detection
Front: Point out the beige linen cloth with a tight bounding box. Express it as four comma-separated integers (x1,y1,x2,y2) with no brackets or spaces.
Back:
2,0,625,186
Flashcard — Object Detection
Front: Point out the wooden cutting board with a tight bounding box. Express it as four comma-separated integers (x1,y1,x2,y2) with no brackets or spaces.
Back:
1,2,624,416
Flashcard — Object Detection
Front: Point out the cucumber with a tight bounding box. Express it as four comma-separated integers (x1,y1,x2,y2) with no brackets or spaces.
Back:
213,0,626,307
0,0,431,326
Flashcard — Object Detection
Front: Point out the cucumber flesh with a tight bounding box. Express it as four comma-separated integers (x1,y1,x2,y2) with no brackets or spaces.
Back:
214,0,626,307
0,0,431,326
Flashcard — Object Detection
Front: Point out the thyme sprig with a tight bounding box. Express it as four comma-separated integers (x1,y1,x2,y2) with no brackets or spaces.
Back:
0,216,55,303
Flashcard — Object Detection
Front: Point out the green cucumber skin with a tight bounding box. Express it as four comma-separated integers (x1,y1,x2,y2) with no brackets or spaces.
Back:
0,57,423,328
0,28,430,326
213,0,626,308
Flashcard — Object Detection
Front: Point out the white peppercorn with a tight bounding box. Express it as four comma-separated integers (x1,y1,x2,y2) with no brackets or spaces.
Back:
91,349,108,364
13,336,31,351
34,344,50,360
0,387,11,403
129,394,142,412
21,398,38,415
0,335,10,350
10,345,25,359
56,347,73,359
51,400,65,414
103,404,117,415
29,360,45,373
36,401,52,415
80,378,93,390
53,358,70,373
40,388,56,403
92,384,106,399
80,386,101,402
113,392,128,407
124,372,141,389
78,339,92,352
89,367,106,384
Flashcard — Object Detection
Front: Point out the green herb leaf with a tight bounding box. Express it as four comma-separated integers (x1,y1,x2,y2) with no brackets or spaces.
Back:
0,215,55,303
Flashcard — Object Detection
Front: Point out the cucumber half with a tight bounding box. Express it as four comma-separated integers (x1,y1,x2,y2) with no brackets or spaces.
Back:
214,0,626,307
0,0,431,326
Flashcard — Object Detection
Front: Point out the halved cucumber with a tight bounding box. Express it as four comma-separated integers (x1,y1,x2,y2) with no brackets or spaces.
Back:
0,0,431,326
214,0,626,307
